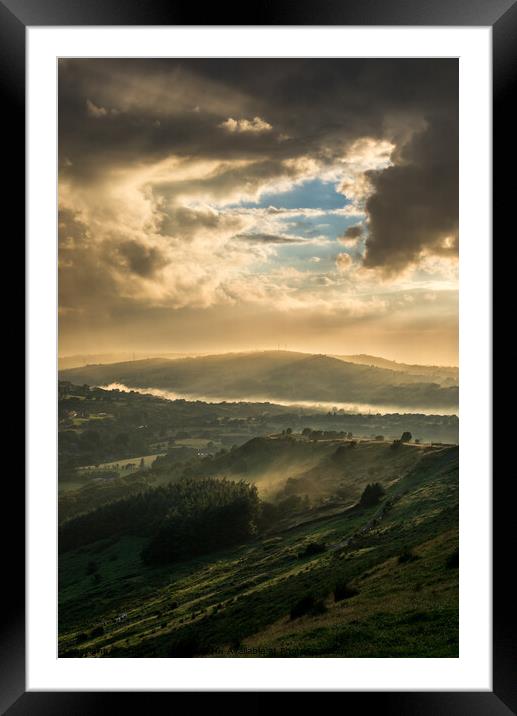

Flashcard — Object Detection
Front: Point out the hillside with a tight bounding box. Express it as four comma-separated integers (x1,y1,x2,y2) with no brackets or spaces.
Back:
187,435,429,502
58,439,458,658
60,351,458,411
58,381,458,522
59,352,188,370
337,354,458,387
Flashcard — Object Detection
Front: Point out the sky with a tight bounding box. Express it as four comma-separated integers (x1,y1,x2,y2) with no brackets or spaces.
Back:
58,59,458,365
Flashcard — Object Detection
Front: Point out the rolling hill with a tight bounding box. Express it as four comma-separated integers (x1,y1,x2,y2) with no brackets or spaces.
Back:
58,439,458,658
336,354,458,387
60,351,458,411
186,434,431,502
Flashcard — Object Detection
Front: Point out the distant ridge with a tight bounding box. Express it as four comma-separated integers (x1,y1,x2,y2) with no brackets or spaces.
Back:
60,350,458,411
336,354,458,387
59,352,189,370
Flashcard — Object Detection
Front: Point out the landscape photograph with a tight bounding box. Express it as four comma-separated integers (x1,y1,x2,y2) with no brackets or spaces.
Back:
58,58,459,658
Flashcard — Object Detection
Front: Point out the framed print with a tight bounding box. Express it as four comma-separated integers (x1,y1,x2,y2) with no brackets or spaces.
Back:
5,0,508,711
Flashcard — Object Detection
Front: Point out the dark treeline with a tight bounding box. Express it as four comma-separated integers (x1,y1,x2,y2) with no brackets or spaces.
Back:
142,479,260,564
59,478,260,563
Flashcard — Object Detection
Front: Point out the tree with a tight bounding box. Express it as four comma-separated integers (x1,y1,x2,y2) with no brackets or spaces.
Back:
139,457,145,470
400,431,412,443
359,482,385,507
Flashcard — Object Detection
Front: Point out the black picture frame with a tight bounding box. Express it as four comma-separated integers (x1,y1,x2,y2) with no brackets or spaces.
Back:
5,0,506,712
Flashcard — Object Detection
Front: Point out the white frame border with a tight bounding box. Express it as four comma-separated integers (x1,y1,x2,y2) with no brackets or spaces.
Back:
27,26,491,691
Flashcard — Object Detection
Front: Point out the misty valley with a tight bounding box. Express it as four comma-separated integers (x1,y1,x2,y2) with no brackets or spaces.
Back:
58,351,458,658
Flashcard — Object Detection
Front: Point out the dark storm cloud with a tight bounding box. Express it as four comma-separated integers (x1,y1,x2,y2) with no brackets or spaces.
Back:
59,58,458,273
363,113,458,272
343,225,364,239
59,208,121,313
116,241,169,278
233,233,302,245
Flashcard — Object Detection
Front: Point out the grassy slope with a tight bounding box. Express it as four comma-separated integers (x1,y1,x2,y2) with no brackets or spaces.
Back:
58,444,458,658
201,436,428,501
57,436,430,524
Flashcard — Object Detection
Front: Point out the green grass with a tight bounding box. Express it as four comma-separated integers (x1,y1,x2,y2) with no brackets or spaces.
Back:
77,453,165,473
59,446,458,658
174,438,220,449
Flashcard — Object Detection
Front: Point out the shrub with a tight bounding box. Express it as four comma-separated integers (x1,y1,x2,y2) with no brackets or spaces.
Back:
405,611,432,624
90,625,104,638
298,541,326,558
334,581,359,602
398,548,419,564
359,483,385,507
446,548,459,569
290,595,327,620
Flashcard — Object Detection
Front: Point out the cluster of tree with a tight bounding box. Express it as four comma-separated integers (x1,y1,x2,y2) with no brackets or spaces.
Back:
58,470,159,524
141,479,260,564
301,428,354,440
391,431,413,449
59,485,174,551
59,427,149,474
59,478,260,565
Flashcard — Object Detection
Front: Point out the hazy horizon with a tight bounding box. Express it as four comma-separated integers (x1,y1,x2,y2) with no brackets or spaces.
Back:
58,346,459,369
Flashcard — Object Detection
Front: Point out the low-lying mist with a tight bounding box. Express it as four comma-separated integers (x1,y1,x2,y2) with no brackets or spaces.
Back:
100,382,459,417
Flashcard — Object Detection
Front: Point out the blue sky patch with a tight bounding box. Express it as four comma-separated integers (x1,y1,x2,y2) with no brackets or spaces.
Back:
237,177,349,211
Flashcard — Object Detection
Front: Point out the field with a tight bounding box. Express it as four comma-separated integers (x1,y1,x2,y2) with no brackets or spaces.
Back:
78,453,166,475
